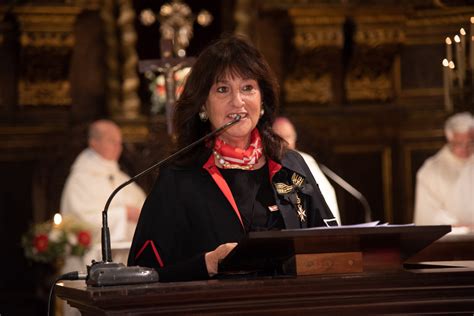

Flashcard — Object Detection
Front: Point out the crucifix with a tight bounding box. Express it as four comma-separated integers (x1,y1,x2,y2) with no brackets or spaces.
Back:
139,39,194,135
138,0,212,135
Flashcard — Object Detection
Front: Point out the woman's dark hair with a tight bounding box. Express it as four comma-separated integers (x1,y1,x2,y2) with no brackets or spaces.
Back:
173,34,284,165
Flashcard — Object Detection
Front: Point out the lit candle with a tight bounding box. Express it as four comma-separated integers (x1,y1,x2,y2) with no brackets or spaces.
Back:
445,37,453,62
471,17,474,70
53,213,62,226
460,28,466,50
460,28,466,75
449,60,455,89
454,35,464,87
443,59,452,112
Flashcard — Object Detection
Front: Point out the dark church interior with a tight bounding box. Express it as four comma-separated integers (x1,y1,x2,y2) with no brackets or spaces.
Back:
1,0,473,314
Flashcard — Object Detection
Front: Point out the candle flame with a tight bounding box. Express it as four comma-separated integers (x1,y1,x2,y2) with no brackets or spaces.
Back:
53,213,62,225
442,59,449,67
448,61,455,69
454,35,460,43
445,37,452,45
471,17,474,24
460,28,466,36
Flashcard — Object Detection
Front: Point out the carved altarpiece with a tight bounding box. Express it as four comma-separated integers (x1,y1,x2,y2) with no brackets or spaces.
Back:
255,2,474,226
14,6,81,107
344,11,404,102
285,8,344,104
284,6,404,104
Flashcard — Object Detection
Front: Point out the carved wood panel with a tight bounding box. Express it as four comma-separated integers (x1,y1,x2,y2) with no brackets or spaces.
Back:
14,6,81,106
332,144,393,224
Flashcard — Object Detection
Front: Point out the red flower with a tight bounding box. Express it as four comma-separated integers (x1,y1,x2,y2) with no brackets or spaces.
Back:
77,231,91,247
34,234,49,253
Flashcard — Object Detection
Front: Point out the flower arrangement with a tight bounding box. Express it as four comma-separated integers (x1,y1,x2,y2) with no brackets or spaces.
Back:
22,213,92,264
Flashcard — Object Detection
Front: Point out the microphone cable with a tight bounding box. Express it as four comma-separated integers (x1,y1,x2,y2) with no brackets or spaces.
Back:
47,271,87,316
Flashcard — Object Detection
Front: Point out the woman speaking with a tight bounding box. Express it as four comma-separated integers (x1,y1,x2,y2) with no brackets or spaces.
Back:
128,35,337,282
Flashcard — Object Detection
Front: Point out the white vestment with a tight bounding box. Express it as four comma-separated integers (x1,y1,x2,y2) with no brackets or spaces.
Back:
60,148,146,315
414,145,473,226
445,160,474,227
60,148,146,269
298,151,341,224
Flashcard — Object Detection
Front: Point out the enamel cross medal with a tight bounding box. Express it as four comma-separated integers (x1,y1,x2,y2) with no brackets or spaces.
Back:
274,173,307,223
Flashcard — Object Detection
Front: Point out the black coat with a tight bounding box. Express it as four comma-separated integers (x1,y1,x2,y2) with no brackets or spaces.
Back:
128,149,337,282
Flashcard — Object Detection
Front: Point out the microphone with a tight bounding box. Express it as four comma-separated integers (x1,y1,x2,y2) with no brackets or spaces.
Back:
86,115,242,286
318,163,372,223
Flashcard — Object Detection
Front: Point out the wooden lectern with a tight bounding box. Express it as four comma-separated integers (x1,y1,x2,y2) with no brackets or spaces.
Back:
56,225,474,315
219,225,451,275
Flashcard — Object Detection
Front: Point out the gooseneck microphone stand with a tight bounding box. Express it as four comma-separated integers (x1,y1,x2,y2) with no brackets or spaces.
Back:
318,163,372,223
87,115,242,286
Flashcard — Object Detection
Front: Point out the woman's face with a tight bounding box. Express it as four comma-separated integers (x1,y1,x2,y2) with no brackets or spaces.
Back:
204,72,262,148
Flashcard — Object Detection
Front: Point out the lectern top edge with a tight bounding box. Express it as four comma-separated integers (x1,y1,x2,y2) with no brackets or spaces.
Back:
248,224,451,239
219,225,452,275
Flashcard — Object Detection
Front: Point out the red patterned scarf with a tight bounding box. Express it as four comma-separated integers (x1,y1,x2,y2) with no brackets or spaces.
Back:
213,129,263,170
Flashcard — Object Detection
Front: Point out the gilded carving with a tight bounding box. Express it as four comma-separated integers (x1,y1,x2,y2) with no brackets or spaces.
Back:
285,8,342,103
19,32,75,47
120,125,150,142
345,74,393,101
14,6,81,106
287,29,341,103
100,0,141,119
117,0,141,119
351,12,405,46
344,14,403,102
18,80,71,106
284,75,332,103
289,8,344,50
406,9,474,44
68,0,102,11
101,0,121,115
14,6,81,47
284,45,337,104
354,27,405,46
345,42,399,102
293,29,343,50
284,5,414,103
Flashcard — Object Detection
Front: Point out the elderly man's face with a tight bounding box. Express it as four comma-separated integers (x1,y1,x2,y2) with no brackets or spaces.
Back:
448,130,474,160
91,125,123,161
272,120,297,150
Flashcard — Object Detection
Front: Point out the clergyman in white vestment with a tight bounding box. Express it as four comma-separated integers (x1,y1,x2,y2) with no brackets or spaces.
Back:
60,120,146,315
414,112,474,231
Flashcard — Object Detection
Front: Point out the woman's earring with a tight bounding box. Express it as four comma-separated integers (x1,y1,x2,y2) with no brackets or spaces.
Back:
199,110,208,122
260,108,265,117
